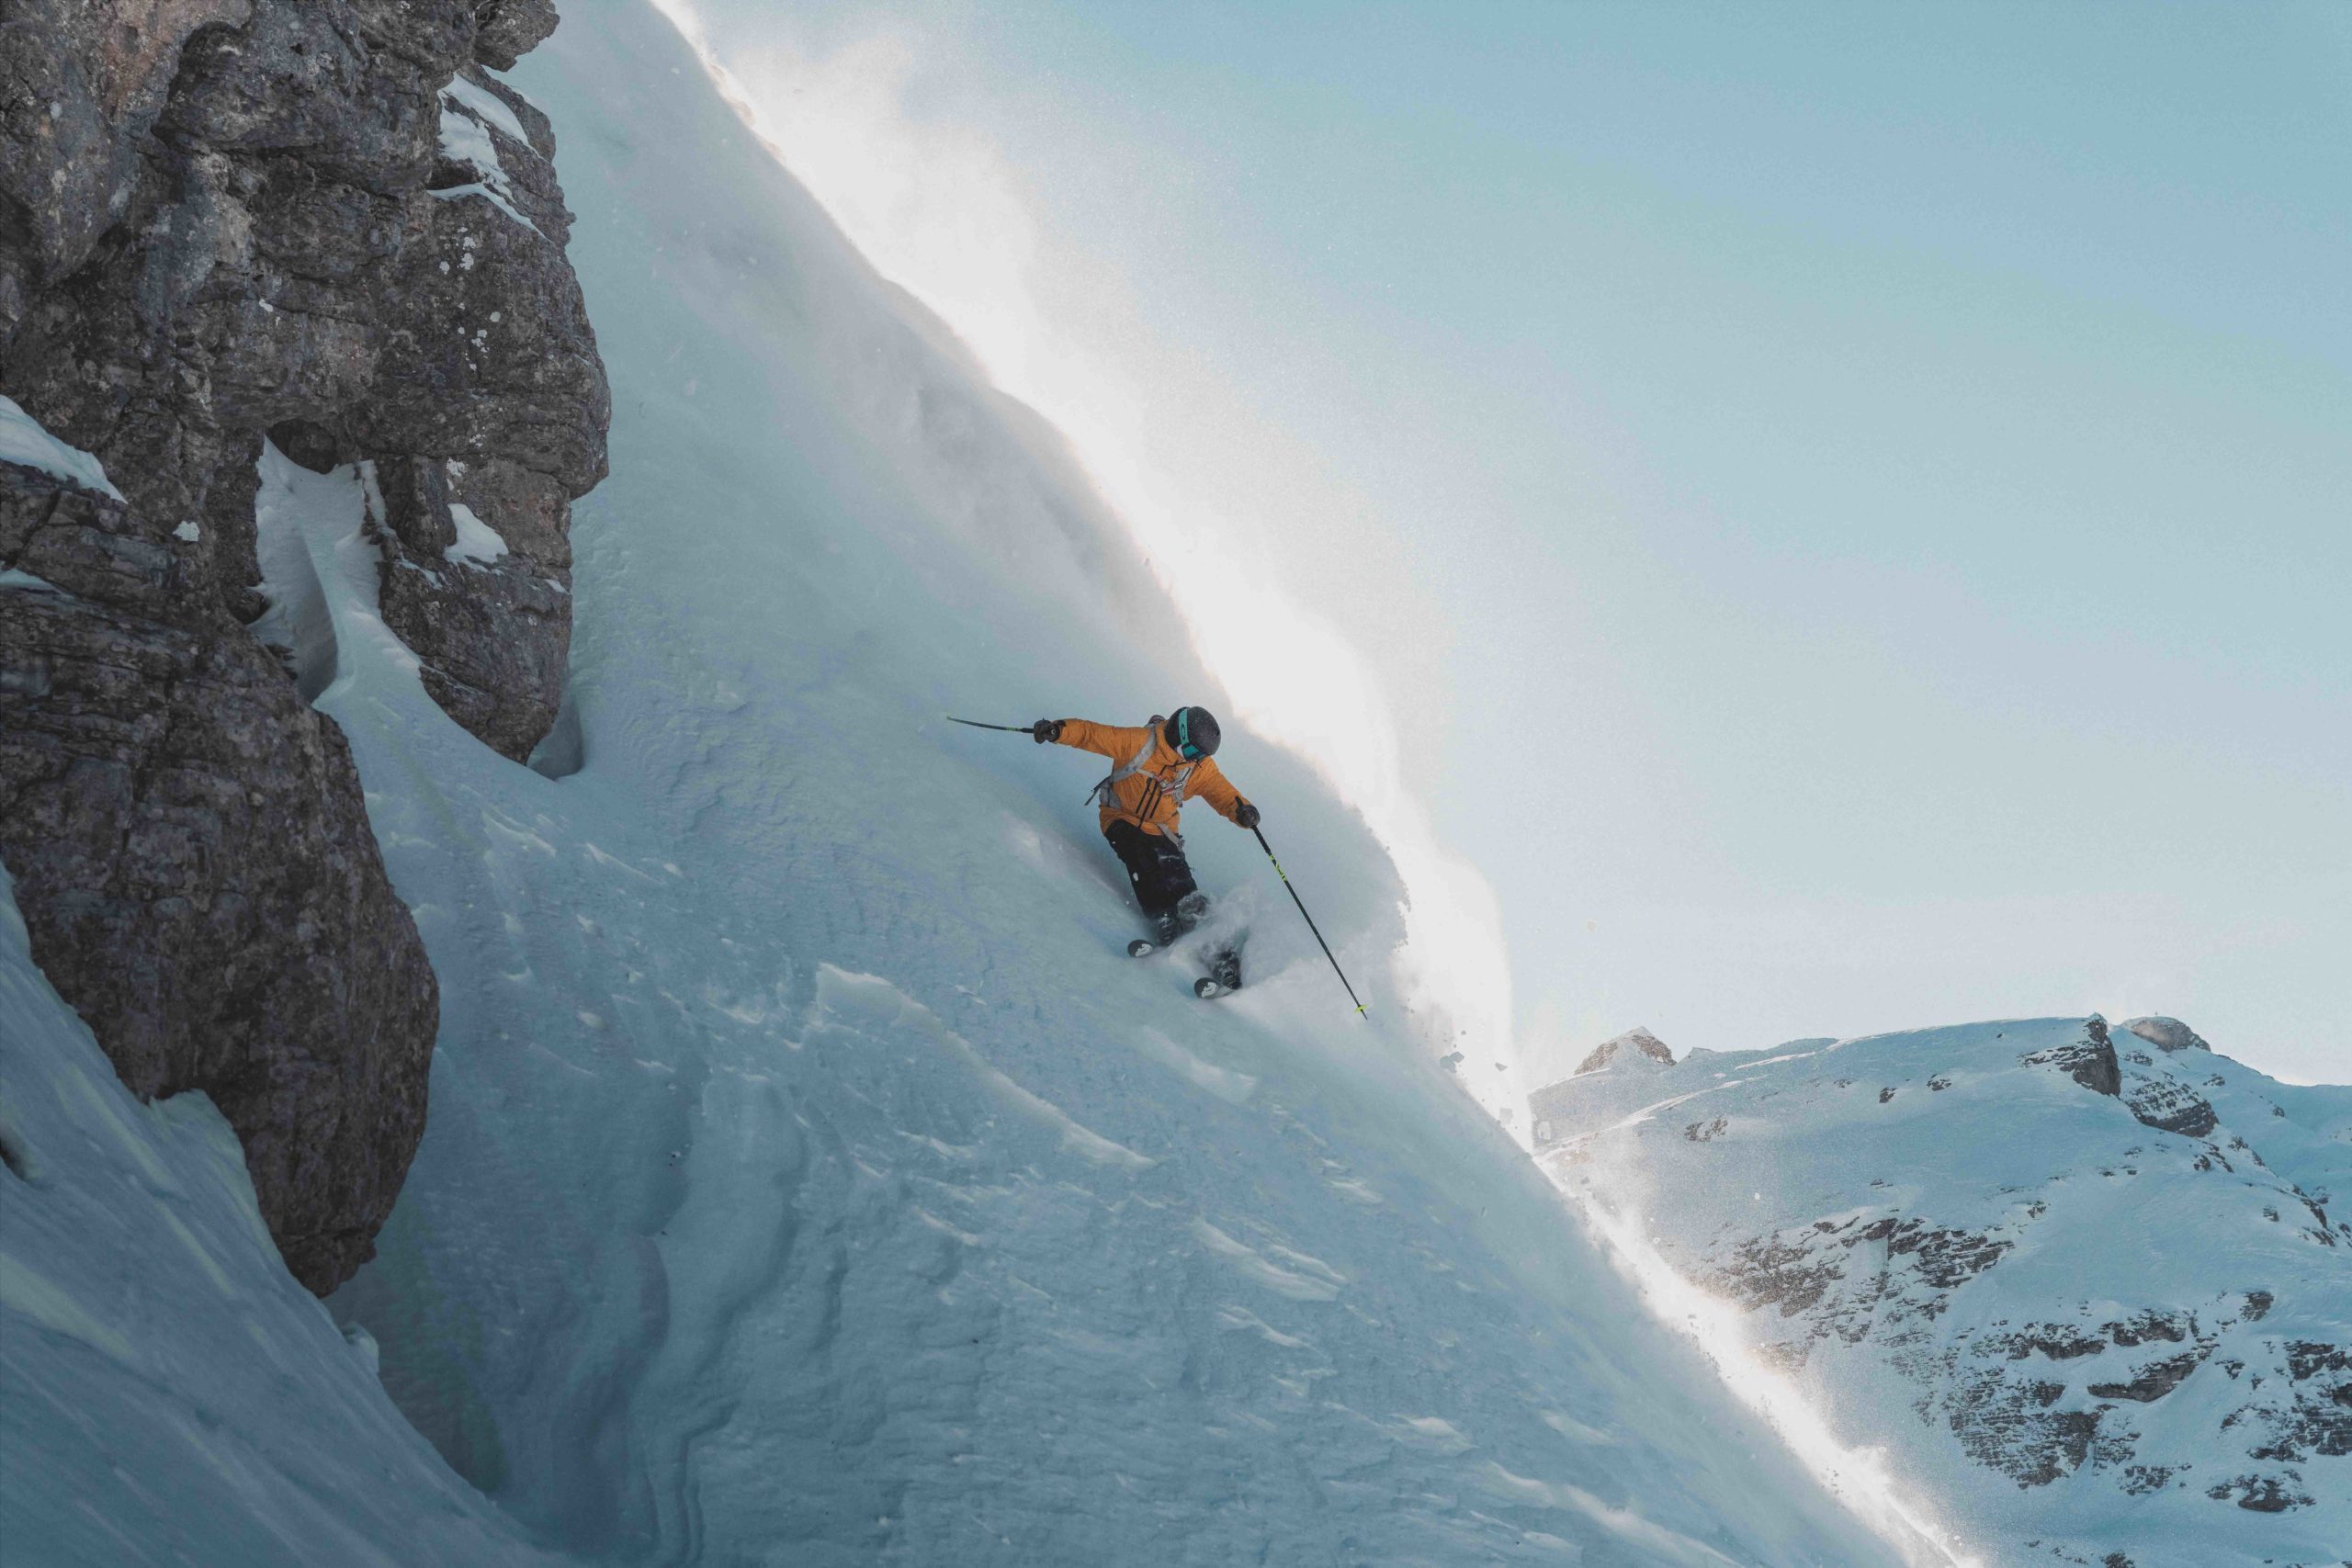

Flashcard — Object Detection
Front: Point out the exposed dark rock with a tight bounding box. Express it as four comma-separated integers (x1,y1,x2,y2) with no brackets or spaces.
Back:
269,419,345,476
2203,1472,2311,1512
198,431,268,622
2284,1342,2351,1382
1948,1368,2101,1487
366,454,571,760
1712,1232,1848,1317
1886,1220,2013,1292
2123,1076,2220,1139
2103,1309,2190,1348
2023,1021,2120,1097
474,0,559,71
1991,1324,2109,1361
0,468,435,1292
1,0,605,1292
2089,1349,2209,1403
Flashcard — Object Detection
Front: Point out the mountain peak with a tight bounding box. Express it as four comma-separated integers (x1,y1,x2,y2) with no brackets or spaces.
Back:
1534,1013,2352,1563
2123,1015,2211,1054
1575,1026,1675,1074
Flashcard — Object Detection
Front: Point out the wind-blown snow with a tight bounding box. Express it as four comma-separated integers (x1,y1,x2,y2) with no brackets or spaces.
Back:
642,0,1524,1134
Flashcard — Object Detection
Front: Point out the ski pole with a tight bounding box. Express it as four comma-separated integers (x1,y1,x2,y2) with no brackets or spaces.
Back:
1253,826,1366,1018
946,716,1037,733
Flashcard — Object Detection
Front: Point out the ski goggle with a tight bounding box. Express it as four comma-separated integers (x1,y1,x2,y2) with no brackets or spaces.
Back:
1175,708,1204,760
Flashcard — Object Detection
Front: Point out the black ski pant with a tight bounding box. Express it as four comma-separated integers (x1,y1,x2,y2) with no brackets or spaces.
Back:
1103,819,1197,917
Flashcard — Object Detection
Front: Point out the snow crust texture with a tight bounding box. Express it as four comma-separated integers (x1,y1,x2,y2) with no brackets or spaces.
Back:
1536,1016,2352,1567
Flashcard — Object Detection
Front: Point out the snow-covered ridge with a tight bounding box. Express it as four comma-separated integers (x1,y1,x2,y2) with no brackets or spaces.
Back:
1535,1014,2352,1567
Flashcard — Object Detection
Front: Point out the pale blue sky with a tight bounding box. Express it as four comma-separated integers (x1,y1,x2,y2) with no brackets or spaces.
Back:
673,0,2349,1083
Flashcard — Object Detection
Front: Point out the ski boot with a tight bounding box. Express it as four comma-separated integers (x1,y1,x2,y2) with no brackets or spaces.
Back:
1194,947,1243,999
1127,906,1185,958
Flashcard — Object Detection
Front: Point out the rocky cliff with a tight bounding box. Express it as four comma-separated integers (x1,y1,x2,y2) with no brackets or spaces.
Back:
0,0,608,1292
1532,1016,2352,1567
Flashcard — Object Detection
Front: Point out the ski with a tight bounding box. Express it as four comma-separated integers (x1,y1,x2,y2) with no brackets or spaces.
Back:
1126,938,1157,958
1193,976,1227,999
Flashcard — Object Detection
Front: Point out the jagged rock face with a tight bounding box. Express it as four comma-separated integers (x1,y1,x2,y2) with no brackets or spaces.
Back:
1533,1015,2352,1565
1,0,607,1289
0,459,435,1292
2,0,606,756
368,452,572,761
473,0,559,72
2023,1018,2122,1097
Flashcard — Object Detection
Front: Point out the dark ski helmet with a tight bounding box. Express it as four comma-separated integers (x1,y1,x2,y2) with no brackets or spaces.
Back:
1165,705,1221,761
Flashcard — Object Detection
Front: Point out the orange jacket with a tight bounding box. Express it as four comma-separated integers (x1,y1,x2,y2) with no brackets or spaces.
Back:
1054,717,1250,839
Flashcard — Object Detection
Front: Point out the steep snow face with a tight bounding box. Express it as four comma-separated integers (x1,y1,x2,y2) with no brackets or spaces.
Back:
0,870,561,1568
294,0,1911,1562
1536,1017,2352,1567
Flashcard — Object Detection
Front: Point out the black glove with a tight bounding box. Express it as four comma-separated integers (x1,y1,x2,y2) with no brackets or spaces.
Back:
1234,801,1261,829
1032,719,1063,744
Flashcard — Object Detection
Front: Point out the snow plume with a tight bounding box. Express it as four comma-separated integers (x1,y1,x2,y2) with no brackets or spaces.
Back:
1560,1181,1984,1568
641,0,1520,1130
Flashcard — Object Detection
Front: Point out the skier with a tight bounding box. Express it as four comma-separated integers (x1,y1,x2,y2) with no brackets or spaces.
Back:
1032,706,1260,979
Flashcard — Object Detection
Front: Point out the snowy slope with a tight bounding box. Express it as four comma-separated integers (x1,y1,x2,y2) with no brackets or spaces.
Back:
1534,1017,2352,1568
0,868,564,1568
270,0,1929,1561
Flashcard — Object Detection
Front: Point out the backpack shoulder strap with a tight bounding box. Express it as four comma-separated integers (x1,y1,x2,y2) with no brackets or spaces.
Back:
1089,727,1162,806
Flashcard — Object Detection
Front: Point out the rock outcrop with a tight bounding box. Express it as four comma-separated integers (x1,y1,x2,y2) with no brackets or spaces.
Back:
2023,1016,2123,1097
2124,1015,2212,1055
1,0,608,1291
1573,1024,1675,1075
1526,1026,1675,1146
